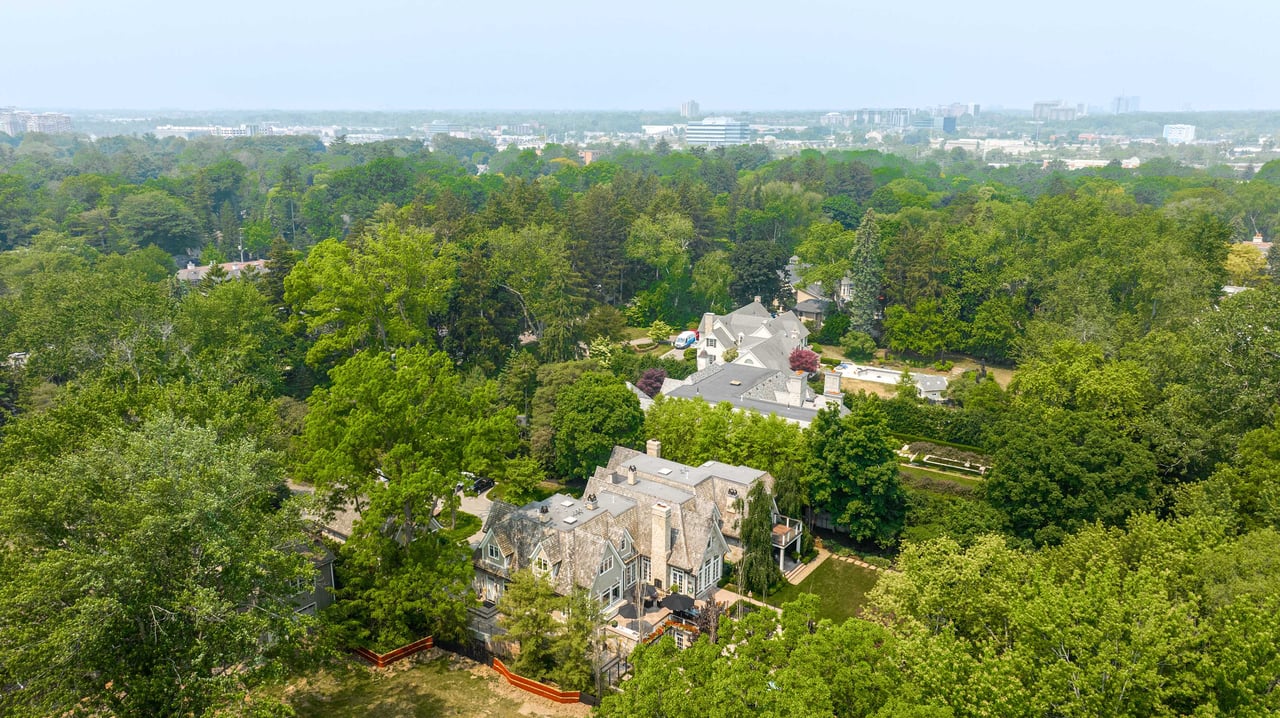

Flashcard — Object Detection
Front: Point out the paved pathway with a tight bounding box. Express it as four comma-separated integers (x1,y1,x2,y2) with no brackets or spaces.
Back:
712,587,781,615
784,547,831,585
457,489,493,546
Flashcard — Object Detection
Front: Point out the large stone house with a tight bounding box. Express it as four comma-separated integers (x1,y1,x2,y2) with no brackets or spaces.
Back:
473,442,802,609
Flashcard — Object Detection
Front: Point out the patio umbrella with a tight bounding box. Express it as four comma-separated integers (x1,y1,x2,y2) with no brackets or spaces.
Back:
660,592,695,612
626,619,653,635
617,602,640,619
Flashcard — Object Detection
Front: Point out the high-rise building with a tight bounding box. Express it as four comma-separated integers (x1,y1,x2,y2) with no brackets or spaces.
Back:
1033,101,1078,122
684,117,750,147
1163,124,1196,144
680,100,701,118
1112,95,1140,114
0,109,72,135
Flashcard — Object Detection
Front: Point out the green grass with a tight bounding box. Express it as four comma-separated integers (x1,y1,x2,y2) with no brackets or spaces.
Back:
487,482,557,504
439,511,482,545
899,463,982,489
269,655,532,718
760,558,881,623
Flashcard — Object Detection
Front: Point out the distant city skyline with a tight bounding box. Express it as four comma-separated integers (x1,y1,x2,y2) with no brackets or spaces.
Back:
5,0,1277,112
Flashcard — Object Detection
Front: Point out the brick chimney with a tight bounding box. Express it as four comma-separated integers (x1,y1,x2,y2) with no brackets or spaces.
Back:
646,439,662,458
650,502,671,589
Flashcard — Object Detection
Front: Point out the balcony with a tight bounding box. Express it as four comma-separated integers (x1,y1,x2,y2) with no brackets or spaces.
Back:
771,514,802,548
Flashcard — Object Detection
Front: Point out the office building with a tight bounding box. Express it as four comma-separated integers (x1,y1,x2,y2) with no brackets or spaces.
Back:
1033,101,1078,122
1163,124,1196,144
680,100,700,118
684,116,750,147
849,108,913,129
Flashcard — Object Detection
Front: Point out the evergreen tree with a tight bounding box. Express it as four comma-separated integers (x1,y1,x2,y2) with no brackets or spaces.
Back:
740,481,782,597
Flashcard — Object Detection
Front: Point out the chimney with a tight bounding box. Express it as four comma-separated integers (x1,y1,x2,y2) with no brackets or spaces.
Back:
584,493,597,510
539,504,550,523
753,295,761,304
646,439,662,459
787,371,805,407
824,370,841,396
650,502,671,590
627,464,637,485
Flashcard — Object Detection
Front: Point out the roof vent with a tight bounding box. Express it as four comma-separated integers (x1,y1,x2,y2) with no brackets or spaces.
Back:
729,379,742,386
563,516,578,525
658,468,672,476
561,500,575,507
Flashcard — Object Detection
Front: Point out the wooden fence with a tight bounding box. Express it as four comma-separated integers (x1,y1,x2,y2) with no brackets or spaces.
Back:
351,636,435,668
491,657,582,704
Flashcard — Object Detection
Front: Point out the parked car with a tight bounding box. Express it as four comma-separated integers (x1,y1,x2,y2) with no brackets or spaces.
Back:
461,471,494,495
673,330,699,349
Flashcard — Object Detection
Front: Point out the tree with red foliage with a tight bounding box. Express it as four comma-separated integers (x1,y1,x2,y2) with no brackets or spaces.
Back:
789,347,820,374
636,368,667,398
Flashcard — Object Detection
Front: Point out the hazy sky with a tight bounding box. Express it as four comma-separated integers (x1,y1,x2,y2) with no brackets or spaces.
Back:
5,0,1277,111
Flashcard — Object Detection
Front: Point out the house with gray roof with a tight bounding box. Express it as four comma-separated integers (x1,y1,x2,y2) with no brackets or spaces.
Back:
472,442,802,611
662,363,847,427
696,299,809,371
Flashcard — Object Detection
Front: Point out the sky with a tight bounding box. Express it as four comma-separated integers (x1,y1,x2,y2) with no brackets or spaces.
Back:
4,0,1277,112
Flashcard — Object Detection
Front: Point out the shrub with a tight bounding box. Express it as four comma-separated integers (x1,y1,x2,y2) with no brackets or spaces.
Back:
789,347,820,373
840,330,877,360
636,368,667,397
724,346,739,362
683,347,697,362
933,359,954,372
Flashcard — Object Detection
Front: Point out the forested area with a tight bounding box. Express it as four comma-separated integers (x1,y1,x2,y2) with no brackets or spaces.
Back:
1,129,1279,715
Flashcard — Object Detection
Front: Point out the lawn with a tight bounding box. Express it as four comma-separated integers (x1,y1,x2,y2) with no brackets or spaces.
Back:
272,654,585,718
760,558,881,623
438,511,481,545
899,463,983,489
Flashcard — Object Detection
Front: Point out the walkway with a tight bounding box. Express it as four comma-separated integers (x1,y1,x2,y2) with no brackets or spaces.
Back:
784,548,830,585
457,488,493,547
712,587,781,615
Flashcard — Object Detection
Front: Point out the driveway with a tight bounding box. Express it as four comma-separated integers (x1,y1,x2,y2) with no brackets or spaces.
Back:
458,488,493,547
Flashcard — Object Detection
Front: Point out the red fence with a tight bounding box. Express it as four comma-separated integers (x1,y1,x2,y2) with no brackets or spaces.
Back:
351,636,435,668
491,657,582,704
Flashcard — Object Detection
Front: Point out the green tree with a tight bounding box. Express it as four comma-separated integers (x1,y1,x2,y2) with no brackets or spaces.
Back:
0,417,314,718
550,372,644,478
284,221,456,368
740,481,783,597
806,404,906,546
984,407,1159,545
497,571,562,680
297,346,519,517
116,190,202,254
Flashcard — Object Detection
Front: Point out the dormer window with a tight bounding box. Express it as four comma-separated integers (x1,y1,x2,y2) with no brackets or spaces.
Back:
487,544,502,562
535,556,550,575
621,535,630,554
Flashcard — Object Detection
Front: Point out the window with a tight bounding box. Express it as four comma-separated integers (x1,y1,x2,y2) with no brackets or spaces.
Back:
487,544,502,563
669,567,687,592
697,554,722,595
620,534,630,554
534,556,550,575
600,554,614,575
707,338,717,348
639,556,651,583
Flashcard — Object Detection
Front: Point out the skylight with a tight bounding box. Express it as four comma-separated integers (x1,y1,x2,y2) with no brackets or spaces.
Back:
561,500,575,507
658,468,672,475
563,516,578,525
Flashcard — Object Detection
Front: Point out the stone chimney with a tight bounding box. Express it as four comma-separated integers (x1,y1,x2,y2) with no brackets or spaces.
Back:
627,464,637,485
584,493,597,510
539,504,550,523
786,371,806,407
646,439,662,458
824,370,841,396
650,502,671,589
